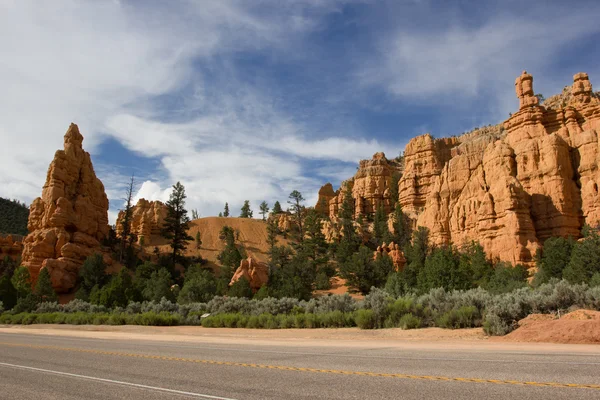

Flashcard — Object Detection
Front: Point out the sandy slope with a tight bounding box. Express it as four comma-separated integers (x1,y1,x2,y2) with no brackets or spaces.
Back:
497,310,600,344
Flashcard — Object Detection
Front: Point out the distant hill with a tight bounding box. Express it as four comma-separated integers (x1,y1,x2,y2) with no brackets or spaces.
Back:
0,197,29,235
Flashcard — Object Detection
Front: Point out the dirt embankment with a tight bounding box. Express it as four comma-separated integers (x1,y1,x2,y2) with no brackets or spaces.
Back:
498,310,600,344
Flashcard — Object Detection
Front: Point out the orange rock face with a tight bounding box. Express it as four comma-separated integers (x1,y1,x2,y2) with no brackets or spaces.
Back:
374,242,406,270
315,183,336,215
0,235,24,261
317,72,600,267
21,124,110,292
116,199,167,245
229,257,269,291
325,153,402,218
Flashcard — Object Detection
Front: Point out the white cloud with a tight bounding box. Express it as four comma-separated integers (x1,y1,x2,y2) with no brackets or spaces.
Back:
357,3,600,121
0,0,378,223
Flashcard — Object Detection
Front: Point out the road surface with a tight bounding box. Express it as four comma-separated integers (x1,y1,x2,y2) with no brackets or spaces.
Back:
0,328,599,399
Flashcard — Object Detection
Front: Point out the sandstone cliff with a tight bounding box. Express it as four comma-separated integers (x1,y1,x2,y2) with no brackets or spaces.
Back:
116,199,167,245
21,124,110,292
320,72,600,267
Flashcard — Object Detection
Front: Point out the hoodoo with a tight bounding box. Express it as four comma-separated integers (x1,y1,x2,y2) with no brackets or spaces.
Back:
318,72,600,266
21,124,110,292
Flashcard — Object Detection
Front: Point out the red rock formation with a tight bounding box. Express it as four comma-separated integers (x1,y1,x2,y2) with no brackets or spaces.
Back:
116,199,167,245
21,124,110,292
0,235,23,261
317,71,600,267
315,183,336,215
374,242,406,270
229,257,269,291
352,152,402,216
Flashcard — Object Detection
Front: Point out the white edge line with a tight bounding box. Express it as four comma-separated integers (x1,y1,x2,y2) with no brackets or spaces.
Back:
0,362,237,400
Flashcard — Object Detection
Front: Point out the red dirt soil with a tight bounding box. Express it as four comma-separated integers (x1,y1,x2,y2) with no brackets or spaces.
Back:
498,309,600,344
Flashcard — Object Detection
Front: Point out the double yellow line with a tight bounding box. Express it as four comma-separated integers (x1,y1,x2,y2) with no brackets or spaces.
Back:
2,341,599,390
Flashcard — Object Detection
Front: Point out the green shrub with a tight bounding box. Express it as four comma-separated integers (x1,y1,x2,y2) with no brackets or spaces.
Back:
398,313,421,330
355,309,376,329
435,306,480,329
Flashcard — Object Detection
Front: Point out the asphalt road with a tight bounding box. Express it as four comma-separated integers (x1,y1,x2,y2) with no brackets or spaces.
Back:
1,330,600,399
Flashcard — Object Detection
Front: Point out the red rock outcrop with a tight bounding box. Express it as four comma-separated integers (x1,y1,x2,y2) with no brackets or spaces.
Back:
0,235,23,261
229,257,269,291
317,71,600,267
325,154,402,219
374,242,406,270
116,199,167,245
21,124,110,292
352,152,402,216
315,183,336,215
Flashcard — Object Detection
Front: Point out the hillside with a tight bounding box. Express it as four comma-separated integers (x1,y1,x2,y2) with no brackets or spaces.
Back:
145,216,289,269
0,197,29,235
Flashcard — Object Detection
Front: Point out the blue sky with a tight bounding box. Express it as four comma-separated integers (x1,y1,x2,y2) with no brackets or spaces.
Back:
1,0,600,223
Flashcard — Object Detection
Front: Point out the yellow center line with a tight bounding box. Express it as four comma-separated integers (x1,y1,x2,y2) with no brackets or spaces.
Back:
1,341,599,390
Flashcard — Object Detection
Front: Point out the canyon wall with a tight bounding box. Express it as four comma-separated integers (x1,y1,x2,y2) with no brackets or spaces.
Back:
320,72,600,266
21,124,110,292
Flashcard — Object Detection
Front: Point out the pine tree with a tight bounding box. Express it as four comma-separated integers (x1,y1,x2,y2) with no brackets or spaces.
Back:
288,190,305,242
267,219,278,254
119,175,136,264
34,268,58,302
391,202,411,248
161,182,193,264
372,202,390,246
259,201,269,221
11,266,31,299
240,200,253,218
336,186,359,264
218,212,223,217
223,203,230,217
272,201,283,214
388,172,401,209
301,209,329,268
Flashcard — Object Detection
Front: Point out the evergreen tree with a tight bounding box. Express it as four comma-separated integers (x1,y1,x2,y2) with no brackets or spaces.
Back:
388,172,401,209
161,182,193,264
240,200,253,218
0,197,29,235
417,245,471,293
34,268,58,302
390,202,411,248
266,218,278,254
372,202,390,246
288,190,305,242
223,203,230,217
301,209,329,268
177,266,216,304
335,187,359,264
534,236,575,284
0,275,17,310
142,268,175,302
218,212,223,217
272,201,283,214
79,253,109,292
191,209,199,220
90,268,136,308
269,250,316,301
259,201,270,221
402,226,429,289
195,231,202,250
119,175,136,265
11,266,31,299
483,263,528,294
228,277,253,298
563,229,600,284
458,241,493,287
